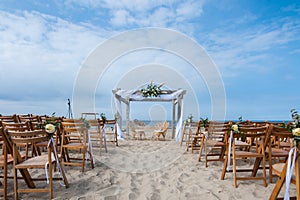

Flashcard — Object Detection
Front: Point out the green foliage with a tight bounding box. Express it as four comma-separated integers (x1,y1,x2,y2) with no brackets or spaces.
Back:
184,114,193,125
36,112,60,129
278,121,293,132
238,116,243,122
291,109,300,128
100,113,107,123
80,118,90,129
200,117,209,128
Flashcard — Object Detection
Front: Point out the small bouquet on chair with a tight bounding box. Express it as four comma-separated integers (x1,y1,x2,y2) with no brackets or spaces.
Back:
36,113,60,138
290,109,300,148
292,128,300,148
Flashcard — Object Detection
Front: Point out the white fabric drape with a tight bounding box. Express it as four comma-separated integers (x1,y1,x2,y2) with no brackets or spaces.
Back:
175,102,184,142
114,96,123,139
284,147,297,200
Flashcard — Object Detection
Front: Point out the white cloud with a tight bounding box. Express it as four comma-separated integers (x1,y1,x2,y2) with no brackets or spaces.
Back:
64,0,205,28
176,0,204,21
0,10,107,104
110,9,133,26
102,0,159,12
202,16,300,76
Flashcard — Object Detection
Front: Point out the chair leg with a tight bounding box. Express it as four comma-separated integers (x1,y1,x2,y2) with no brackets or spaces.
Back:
49,162,53,199
103,134,107,153
99,133,102,156
198,137,204,162
205,140,208,167
262,156,267,187
82,148,86,173
3,146,7,199
58,161,69,188
180,130,185,146
233,149,237,188
269,155,273,183
90,151,94,169
221,151,228,180
114,130,118,146
14,167,18,200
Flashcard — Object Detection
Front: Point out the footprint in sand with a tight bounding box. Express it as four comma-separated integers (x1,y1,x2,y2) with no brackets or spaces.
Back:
148,192,161,200
161,172,169,179
128,192,137,200
178,172,190,182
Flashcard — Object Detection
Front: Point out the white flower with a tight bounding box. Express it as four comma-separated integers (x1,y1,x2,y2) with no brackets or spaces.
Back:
292,128,300,137
45,124,56,134
232,124,239,132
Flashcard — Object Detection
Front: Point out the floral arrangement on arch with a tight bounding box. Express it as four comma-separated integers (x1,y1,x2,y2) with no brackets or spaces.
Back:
36,113,60,138
141,81,164,97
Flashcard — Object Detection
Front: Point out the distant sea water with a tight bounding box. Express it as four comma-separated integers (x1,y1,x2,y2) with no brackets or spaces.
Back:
120,119,291,127
121,120,173,126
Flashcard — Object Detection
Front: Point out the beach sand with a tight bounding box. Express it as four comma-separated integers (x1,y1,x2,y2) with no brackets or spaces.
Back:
4,129,297,200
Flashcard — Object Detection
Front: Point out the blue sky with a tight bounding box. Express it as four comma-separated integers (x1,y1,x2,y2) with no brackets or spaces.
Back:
0,0,300,121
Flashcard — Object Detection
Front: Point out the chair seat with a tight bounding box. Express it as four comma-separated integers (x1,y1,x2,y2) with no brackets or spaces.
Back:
206,140,225,147
235,140,250,147
0,154,14,166
35,141,49,146
235,150,263,157
272,163,296,180
16,153,55,168
266,148,289,157
279,141,292,148
62,143,86,149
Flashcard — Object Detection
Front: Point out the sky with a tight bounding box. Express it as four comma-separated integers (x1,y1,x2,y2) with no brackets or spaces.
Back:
0,0,300,121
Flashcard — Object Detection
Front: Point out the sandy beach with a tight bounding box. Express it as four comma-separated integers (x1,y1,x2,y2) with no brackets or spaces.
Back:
3,129,297,200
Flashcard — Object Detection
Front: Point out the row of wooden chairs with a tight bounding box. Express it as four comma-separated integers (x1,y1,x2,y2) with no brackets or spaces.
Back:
181,120,299,197
0,114,118,155
0,114,118,199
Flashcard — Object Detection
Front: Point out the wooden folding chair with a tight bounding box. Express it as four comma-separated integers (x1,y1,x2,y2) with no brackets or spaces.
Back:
5,128,69,199
152,121,169,141
221,125,270,188
184,121,202,153
61,121,94,172
104,119,118,146
266,124,293,183
88,119,107,155
1,122,33,159
180,122,188,147
200,121,230,167
129,121,146,140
